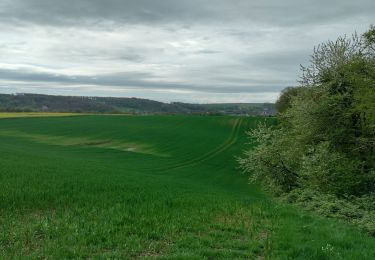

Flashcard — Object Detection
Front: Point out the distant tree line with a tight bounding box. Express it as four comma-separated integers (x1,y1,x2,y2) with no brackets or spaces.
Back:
240,26,375,234
0,93,276,116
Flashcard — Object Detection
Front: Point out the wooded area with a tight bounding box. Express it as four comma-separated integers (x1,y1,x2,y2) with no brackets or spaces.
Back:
240,26,375,234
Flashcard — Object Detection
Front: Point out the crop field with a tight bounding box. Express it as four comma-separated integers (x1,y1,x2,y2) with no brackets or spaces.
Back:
0,112,81,119
1,115,375,259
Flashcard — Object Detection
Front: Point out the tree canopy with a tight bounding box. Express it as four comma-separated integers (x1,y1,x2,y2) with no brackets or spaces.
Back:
240,26,375,233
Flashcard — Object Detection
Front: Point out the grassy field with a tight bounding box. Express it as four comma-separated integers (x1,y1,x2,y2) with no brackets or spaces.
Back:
1,115,375,259
0,112,81,119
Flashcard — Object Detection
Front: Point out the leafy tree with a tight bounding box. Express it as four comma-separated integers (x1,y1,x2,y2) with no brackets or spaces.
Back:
240,27,375,197
275,86,302,113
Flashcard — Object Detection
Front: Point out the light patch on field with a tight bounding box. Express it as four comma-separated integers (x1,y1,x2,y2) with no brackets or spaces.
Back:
0,130,167,157
0,112,81,119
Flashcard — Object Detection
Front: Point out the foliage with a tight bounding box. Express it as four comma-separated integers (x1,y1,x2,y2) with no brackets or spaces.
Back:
239,123,301,193
275,86,303,113
363,25,375,50
299,142,362,195
283,189,375,235
240,27,375,233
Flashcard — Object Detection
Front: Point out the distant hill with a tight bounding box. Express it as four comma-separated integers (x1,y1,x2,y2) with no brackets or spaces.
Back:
0,93,276,115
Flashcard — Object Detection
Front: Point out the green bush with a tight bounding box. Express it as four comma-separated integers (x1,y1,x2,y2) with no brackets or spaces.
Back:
300,142,362,196
282,189,375,235
240,26,375,233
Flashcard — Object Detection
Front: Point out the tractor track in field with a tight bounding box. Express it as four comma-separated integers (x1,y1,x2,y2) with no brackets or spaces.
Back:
154,117,244,172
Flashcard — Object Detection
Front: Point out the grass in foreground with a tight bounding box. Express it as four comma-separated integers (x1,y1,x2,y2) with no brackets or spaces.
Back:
0,115,375,259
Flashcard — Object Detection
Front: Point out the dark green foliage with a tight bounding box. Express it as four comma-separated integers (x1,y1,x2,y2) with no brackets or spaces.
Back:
363,25,375,47
283,189,375,235
275,86,303,113
240,27,375,233
299,142,362,195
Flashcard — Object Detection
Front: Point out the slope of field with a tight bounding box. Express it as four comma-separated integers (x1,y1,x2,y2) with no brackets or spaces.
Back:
1,115,375,259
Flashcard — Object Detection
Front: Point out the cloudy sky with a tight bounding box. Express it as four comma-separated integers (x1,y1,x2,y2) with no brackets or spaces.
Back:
0,0,373,103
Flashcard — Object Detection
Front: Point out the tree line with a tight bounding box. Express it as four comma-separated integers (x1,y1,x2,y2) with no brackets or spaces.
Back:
0,93,276,115
240,26,375,234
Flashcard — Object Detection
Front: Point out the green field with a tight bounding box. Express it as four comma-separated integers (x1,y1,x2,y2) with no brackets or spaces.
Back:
1,115,375,259
0,112,81,119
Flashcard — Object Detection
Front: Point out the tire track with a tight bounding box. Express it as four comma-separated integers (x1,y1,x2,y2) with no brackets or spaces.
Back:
155,117,244,172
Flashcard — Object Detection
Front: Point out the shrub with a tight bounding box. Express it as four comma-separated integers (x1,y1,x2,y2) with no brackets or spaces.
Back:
239,26,375,234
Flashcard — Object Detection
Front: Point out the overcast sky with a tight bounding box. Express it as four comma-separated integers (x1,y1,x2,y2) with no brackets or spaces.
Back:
0,0,373,103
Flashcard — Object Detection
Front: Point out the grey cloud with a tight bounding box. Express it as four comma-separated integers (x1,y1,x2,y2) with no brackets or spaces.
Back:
243,49,310,70
1,0,374,28
116,53,144,62
0,0,374,103
0,68,155,84
0,68,284,93
195,49,220,55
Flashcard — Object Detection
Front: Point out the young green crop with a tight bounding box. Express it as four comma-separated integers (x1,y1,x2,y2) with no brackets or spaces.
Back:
1,115,374,258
